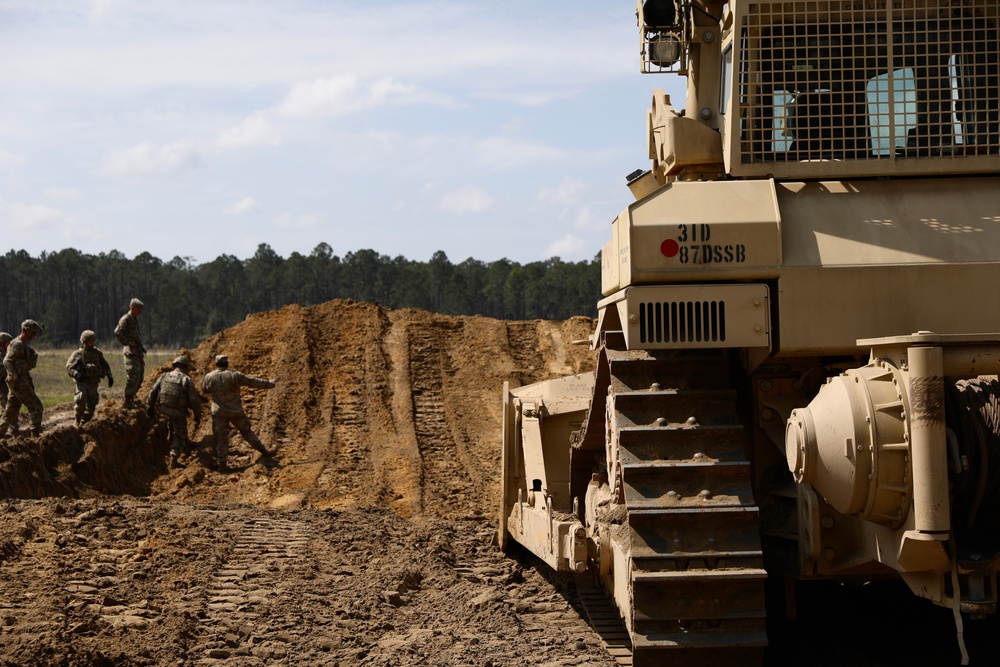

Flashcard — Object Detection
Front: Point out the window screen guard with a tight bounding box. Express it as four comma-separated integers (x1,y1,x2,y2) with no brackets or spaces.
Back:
734,0,999,176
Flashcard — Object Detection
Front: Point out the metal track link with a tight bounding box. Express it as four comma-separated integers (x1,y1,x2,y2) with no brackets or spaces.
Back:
575,573,633,666
605,347,767,667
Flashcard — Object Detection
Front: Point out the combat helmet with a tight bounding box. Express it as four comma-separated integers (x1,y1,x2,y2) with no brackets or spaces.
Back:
80,330,97,345
21,319,43,333
172,355,192,368
0,332,11,346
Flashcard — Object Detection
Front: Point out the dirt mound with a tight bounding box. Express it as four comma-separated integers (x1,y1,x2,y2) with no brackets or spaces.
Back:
2,300,595,516
168,300,594,515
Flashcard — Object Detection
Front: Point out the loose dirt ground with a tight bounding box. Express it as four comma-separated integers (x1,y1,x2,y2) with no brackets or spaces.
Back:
1,300,610,667
1,300,998,666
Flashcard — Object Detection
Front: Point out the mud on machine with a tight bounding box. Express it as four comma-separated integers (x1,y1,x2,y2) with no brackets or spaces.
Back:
499,1,1000,665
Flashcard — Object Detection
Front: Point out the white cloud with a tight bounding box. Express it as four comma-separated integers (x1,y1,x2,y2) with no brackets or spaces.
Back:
276,74,415,120
215,112,280,150
437,185,496,214
0,201,71,231
0,149,25,168
102,140,202,178
475,137,565,171
273,212,319,228
477,89,577,107
44,187,81,199
537,177,586,207
544,233,585,259
223,197,259,215
88,0,114,24
572,206,609,232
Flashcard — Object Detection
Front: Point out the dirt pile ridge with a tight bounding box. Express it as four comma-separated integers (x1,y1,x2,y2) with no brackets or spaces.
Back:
4,299,595,515
163,300,595,515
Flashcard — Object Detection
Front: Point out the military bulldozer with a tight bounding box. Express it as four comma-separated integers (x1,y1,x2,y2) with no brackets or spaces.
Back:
499,0,1000,664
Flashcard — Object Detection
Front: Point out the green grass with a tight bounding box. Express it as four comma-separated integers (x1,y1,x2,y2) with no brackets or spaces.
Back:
28,347,176,409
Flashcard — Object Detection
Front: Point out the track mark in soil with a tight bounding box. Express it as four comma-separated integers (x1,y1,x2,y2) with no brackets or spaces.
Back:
192,516,313,662
407,321,474,516
0,521,67,658
505,321,544,387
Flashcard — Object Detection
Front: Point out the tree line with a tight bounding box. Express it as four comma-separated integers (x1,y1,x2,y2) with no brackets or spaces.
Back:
0,244,601,348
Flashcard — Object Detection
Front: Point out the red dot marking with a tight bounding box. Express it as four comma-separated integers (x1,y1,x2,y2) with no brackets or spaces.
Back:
661,239,679,257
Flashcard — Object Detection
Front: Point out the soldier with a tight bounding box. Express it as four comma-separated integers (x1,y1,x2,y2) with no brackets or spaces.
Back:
146,356,202,469
115,298,145,406
0,320,44,439
201,354,277,471
0,332,11,420
66,330,114,427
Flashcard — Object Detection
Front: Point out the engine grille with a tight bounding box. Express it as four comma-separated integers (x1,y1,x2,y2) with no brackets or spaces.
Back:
735,0,1000,170
638,300,727,344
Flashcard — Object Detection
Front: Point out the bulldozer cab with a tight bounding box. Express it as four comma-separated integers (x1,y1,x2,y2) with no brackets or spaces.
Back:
642,0,1000,180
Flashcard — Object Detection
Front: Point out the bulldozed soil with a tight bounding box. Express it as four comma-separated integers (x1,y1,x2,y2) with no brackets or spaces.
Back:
1,299,997,666
0,301,609,667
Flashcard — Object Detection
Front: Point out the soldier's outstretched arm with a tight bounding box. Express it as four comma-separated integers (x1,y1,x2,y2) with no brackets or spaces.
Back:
237,371,276,390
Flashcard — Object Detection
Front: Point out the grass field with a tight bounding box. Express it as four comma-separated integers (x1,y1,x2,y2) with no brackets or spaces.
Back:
25,347,176,409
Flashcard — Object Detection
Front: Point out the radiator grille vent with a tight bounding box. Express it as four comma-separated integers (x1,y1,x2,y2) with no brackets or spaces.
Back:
638,301,727,344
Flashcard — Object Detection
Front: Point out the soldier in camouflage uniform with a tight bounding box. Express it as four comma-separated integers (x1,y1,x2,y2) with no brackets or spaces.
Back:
0,320,44,439
115,298,145,406
0,332,11,420
201,354,277,471
146,356,202,469
66,330,114,427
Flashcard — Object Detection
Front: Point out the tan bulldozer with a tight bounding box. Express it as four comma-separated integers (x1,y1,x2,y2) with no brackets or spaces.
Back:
499,1,1000,665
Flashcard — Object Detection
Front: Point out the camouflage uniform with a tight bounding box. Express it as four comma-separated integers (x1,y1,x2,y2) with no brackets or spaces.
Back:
115,302,145,403
0,332,11,418
147,361,202,464
1,333,42,437
202,365,275,467
66,337,113,425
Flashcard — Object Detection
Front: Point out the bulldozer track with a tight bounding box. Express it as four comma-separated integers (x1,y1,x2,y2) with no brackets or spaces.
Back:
575,573,634,666
598,344,767,667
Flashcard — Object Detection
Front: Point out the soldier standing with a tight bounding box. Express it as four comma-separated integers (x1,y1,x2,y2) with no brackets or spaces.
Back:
66,330,114,427
201,354,277,471
146,356,202,469
0,332,11,420
115,298,145,406
0,320,44,439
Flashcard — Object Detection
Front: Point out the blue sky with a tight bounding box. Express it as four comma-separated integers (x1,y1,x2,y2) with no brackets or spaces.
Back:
0,1,686,265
